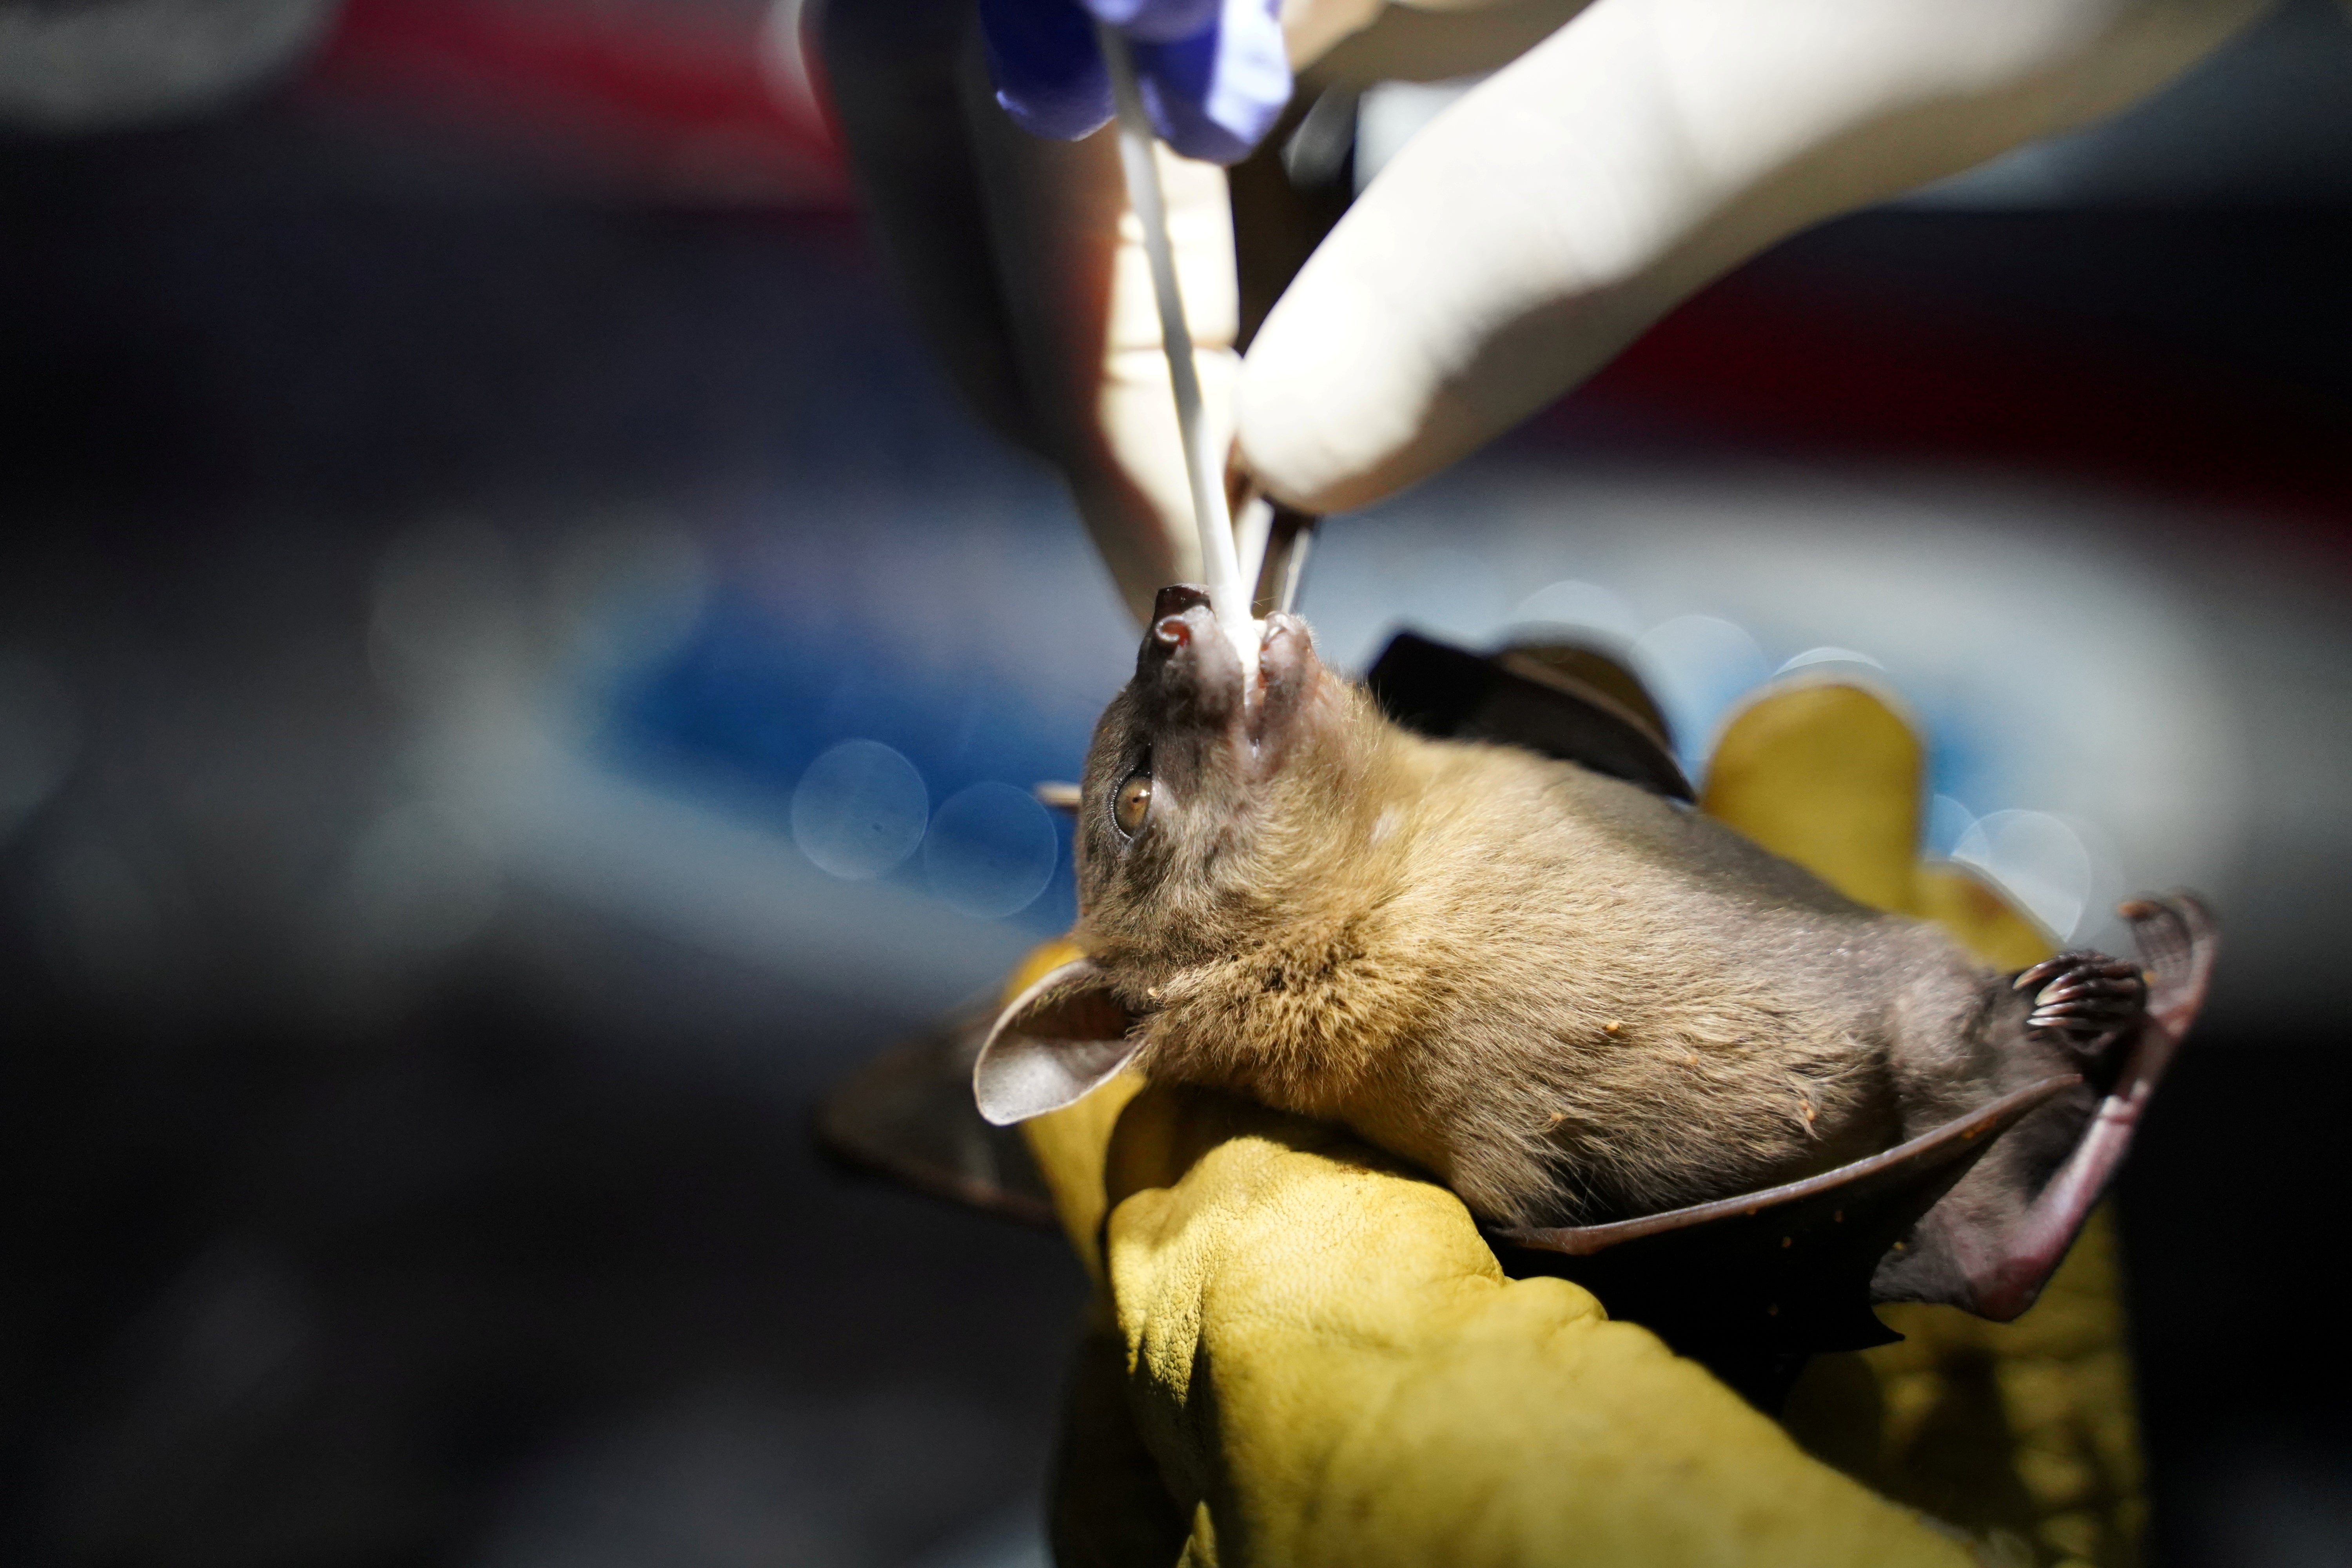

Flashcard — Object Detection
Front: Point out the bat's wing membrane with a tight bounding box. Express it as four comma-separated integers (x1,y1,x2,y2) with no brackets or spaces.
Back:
821,957,1142,1221
1366,632,1693,800
816,1006,1060,1229
1491,1074,2079,1404
1495,894,2217,1404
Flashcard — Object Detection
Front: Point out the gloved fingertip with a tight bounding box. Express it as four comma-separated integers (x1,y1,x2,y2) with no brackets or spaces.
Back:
980,0,1289,160
1234,331,1401,516
979,0,1116,142
1137,78,1256,164
996,86,1116,143
1131,0,1290,165
1082,0,1222,45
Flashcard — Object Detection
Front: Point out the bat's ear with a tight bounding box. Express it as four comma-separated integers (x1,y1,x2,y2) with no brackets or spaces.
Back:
973,957,1142,1125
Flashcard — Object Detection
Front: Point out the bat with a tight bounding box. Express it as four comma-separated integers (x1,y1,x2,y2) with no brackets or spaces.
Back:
973,586,2215,1379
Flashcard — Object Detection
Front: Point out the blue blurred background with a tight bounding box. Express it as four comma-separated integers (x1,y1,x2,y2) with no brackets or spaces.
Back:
3,2,2351,1564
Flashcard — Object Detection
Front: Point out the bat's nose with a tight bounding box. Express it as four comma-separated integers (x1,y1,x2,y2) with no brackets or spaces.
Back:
1146,602,1221,665
1142,584,1224,667
1152,584,1212,622
1135,590,1241,717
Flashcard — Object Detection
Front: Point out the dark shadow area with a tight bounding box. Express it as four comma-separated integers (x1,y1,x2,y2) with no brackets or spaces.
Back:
0,910,1087,1568
2121,1033,2352,1568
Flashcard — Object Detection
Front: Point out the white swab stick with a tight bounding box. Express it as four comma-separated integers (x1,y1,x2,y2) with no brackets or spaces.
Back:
1232,492,1274,610
1096,23,1258,686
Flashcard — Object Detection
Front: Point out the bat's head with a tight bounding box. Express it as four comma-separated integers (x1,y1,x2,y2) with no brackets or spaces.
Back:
1075,584,1346,931
973,585,1374,1124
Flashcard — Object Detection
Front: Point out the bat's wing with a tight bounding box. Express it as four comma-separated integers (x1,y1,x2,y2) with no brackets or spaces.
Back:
1891,891,2218,1321
1493,895,2217,1406
815,1005,1059,1229
1490,1074,2080,1408
1366,631,1693,801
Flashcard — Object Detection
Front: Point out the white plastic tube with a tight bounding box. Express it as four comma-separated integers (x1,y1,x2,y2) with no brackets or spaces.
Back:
1097,23,1259,688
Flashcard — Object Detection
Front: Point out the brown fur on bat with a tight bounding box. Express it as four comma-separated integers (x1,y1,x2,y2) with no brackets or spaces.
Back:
976,586,2214,1320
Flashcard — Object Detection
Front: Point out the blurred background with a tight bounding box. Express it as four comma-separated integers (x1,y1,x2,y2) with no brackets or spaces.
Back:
2,1,2348,1563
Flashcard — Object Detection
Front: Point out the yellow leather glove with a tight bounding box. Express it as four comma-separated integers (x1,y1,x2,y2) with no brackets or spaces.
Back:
1017,679,2141,1568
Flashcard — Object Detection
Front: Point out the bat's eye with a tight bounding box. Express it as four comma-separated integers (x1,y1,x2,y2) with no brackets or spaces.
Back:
1112,770,1153,836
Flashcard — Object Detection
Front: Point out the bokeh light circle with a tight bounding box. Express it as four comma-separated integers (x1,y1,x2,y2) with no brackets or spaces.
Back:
1927,793,1978,859
1632,614,1769,768
1953,809,2094,941
791,740,929,880
923,782,1058,918
1509,579,1642,643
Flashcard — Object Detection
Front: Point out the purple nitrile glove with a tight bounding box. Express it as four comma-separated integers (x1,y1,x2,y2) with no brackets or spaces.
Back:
977,0,1291,166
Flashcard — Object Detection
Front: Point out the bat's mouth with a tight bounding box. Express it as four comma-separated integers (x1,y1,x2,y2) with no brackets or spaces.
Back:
1140,584,1322,779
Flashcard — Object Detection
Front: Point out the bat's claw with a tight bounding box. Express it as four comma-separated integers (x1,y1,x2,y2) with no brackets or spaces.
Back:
2013,950,2147,1072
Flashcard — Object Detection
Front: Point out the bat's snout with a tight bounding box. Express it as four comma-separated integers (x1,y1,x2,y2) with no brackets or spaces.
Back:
1136,588,1326,775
